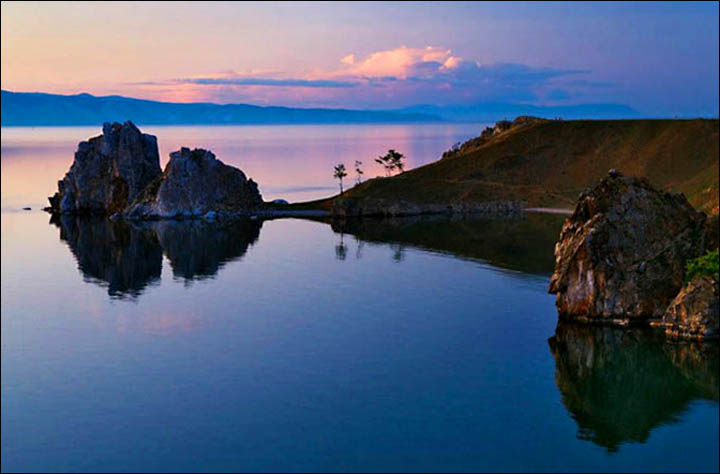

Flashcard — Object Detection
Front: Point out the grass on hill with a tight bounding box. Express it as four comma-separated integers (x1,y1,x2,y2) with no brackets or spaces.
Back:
333,118,719,215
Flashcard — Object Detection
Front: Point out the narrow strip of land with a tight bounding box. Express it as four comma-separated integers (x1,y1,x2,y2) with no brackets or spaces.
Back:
524,207,573,215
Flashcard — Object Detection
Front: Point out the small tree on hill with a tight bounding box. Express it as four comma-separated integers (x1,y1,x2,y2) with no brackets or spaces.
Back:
375,149,406,176
333,163,348,195
388,149,405,174
354,160,364,184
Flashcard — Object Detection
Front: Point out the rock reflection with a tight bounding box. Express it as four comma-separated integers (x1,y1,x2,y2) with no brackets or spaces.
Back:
549,323,719,451
329,213,566,274
52,216,262,298
52,215,163,298
153,219,261,281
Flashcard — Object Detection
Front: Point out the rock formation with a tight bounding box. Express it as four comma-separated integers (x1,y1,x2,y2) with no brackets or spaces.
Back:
548,171,707,324
48,121,161,214
125,147,262,219
663,276,719,340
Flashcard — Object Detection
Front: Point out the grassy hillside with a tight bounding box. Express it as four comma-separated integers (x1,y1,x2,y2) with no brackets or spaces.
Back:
341,118,719,215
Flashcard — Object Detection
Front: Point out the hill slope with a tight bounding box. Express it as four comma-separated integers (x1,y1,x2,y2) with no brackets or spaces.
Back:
0,90,439,126
343,118,719,215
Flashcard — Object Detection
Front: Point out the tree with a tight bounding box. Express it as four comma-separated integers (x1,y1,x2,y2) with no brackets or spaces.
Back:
375,149,406,176
388,149,405,174
354,160,364,184
333,163,347,194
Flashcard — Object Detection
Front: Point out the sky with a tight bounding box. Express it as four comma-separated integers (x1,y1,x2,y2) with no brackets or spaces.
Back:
1,1,718,116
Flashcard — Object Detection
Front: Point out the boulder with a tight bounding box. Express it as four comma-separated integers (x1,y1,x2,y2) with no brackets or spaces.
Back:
663,276,719,340
125,147,262,219
48,121,161,214
548,171,707,323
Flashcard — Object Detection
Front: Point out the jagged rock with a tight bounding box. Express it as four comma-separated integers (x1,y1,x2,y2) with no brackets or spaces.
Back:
125,147,262,219
663,276,719,340
48,121,161,214
548,171,707,323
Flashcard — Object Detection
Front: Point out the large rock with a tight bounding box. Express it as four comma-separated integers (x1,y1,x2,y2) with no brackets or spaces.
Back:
48,121,161,214
663,276,719,340
125,147,262,219
548,171,707,323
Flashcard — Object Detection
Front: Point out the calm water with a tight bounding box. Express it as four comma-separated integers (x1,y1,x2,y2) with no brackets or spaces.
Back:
2,125,719,472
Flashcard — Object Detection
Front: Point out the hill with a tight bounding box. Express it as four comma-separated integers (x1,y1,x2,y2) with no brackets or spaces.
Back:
0,90,439,126
340,117,719,215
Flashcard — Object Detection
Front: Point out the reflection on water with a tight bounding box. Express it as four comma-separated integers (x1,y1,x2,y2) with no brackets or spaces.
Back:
329,212,566,274
153,219,261,281
52,215,163,298
52,215,262,298
549,323,719,452
52,213,563,298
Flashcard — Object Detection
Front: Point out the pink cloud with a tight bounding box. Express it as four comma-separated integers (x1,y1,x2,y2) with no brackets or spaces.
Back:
128,45,592,108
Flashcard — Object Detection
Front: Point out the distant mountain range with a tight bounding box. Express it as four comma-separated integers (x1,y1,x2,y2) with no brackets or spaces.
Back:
0,90,440,126
1,90,639,126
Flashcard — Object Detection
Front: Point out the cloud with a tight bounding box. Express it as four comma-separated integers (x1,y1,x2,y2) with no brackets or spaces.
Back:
131,45,598,108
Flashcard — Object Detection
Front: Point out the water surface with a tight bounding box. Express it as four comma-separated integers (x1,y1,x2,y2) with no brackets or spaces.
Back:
1,125,718,472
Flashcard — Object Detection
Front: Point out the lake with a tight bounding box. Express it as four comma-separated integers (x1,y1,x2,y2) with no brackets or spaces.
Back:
1,124,718,472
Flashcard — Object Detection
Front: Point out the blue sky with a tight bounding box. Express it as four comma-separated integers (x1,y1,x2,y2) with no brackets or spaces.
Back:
1,1,718,116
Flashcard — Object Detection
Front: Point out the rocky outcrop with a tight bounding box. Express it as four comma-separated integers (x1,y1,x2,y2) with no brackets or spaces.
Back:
548,171,707,324
125,147,262,219
48,121,161,214
331,197,522,217
663,276,719,340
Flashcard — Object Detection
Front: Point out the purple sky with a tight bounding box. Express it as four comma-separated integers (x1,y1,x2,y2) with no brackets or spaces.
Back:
1,1,718,116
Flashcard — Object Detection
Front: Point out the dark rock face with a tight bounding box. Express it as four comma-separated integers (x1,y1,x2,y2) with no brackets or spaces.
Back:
126,147,262,218
548,171,707,323
663,276,719,340
548,323,718,451
48,122,161,215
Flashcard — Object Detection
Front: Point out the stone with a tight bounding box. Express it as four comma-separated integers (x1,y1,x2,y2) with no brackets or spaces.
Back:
48,121,161,215
548,172,707,323
663,276,719,340
125,147,263,219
